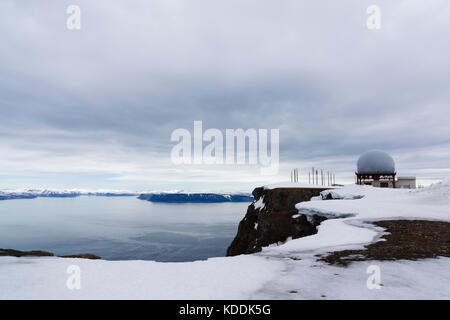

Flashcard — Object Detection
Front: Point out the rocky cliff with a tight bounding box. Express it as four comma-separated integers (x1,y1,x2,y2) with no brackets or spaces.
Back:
226,186,331,256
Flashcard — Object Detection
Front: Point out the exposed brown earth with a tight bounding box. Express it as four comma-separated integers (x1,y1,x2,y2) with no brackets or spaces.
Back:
320,220,450,266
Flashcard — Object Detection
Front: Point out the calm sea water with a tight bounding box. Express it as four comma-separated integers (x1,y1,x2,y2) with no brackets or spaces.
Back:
0,197,249,262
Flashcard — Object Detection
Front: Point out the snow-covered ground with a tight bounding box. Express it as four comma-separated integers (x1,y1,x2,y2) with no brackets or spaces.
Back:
261,181,450,258
254,257,450,300
1,181,449,299
0,255,284,300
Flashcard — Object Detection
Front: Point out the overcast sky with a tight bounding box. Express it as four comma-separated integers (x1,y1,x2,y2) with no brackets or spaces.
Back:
1,0,449,191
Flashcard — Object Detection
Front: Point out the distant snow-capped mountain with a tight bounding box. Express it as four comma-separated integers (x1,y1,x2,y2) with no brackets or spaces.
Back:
0,189,138,200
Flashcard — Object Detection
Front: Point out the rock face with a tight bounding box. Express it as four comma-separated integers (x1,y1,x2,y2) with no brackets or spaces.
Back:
226,186,330,256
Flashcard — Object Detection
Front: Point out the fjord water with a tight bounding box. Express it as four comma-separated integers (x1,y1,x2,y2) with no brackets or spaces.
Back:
0,197,249,261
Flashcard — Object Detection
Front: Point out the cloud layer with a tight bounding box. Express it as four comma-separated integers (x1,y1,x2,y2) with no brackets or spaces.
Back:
1,0,449,190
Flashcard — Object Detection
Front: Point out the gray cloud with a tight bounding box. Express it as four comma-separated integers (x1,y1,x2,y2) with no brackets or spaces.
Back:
0,0,449,190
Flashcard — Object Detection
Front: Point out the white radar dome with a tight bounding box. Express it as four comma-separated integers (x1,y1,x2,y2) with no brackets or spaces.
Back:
357,150,396,174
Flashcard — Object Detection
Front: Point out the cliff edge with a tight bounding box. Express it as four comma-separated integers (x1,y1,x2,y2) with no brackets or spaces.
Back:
226,186,331,256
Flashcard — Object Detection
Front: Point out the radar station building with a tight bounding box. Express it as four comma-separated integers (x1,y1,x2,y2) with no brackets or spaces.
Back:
356,150,416,189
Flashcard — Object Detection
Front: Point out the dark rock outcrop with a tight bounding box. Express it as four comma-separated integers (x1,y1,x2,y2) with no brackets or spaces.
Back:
0,248,101,259
60,254,101,260
0,248,54,257
226,186,331,256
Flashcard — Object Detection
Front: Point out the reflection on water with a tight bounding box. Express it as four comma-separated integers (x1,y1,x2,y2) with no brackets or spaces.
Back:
0,197,249,261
